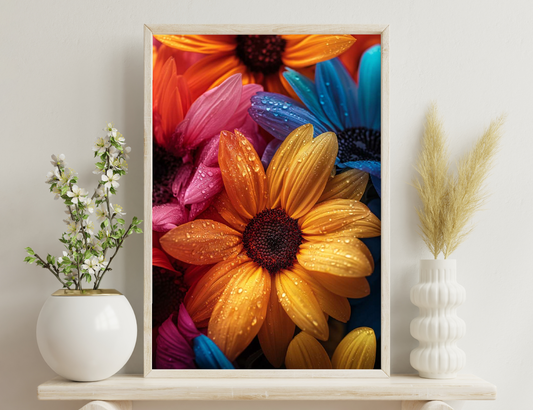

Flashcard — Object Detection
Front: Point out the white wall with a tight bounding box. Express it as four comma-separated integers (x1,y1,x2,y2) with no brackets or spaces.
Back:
1,0,532,409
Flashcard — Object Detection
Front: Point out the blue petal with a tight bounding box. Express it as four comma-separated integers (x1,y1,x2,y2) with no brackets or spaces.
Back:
348,261,381,339
193,334,234,369
261,139,282,169
358,45,381,131
249,92,328,140
338,160,381,178
370,175,381,197
315,58,359,130
283,68,337,131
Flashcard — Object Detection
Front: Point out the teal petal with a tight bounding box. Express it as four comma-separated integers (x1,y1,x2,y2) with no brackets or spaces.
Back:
358,45,381,131
193,334,234,369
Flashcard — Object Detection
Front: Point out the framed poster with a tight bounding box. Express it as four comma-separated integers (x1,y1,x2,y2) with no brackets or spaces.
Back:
144,24,389,378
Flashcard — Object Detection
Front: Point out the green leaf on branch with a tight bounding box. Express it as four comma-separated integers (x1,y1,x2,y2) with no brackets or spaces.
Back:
25,247,35,255
24,256,36,263
117,218,125,225
110,187,117,195
133,226,143,234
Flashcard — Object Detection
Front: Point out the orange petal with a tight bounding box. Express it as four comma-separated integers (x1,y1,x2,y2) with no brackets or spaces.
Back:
281,132,338,219
212,190,249,232
299,199,370,236
257,279,295,367
293,265,350,323
318,169,369,202
275,269,329,341
332,327,376,369
266,124,313,208
219,130,267,220
208,262,270,361
297,236,374,277
282,35,356,68
160,219,242,265
185,253,250,324
339,35,381,79
313,274,370,299
155,35,236,54
184,53,244,100
285,332,332,369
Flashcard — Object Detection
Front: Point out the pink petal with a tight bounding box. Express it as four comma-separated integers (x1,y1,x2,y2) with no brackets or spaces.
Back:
172,163,194,202
180,74,243,148
183,164,223,205
155,313,196,369
152,248,178,272
152,202,189,233
236,116,267,157
228,83,263,127
188,198,214,221
177,304,201,345
195,135,220,168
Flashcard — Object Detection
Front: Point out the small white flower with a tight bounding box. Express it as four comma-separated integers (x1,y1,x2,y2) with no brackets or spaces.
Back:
115,133,125,145
85,221,95,235
50,154,66,167
95,187,106,200
106,123,118,138
52,185,61,200
82,256,100,274
123,146,131,159
93,136,110,155
101,170,120,190
58,168,75,186
97,254,108,269
85,198,96,213
95,207,107,222
112,203,126,217
89,237,103,252
67,185,88,205
66,221,78,235
109,145,120,159
111,157,128,170
45,168,60,184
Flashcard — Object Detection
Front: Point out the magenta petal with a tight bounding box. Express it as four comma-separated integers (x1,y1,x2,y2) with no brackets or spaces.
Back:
236,116,266,157
152,202,189,232
181,74,243,148
196,135,220,168
172,163,194,202
155,314,196,369
189,197,214,221
228,83,263,127
183,164,223,205
177,304,201,345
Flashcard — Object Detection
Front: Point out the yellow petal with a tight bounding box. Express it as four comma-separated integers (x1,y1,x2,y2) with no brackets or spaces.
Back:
257,279,295,368
266,124,313,209
285,332,332,369
155,35,236,53
212,190,249,232
313,274,371,299
332,327,376,369
208,262,270,361
185,253,250,324
275,269,329,341
282,132,338,219
297,236,374,277
219,130,267,220
318,169,369,202
340,212,381,238
299,199,370,236
160,219,242,265
293,265,351,323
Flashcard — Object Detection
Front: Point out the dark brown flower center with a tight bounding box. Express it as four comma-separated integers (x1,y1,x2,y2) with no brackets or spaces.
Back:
337,127,381,164
242,208,302,275
153,143,180,206
235,35,286,75
152,267,185,328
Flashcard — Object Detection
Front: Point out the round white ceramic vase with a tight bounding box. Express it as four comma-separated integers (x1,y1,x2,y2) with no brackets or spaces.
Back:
410,259,466,378
36,289,137,382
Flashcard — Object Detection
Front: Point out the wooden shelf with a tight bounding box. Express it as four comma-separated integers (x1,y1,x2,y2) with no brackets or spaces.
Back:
38,374,496,401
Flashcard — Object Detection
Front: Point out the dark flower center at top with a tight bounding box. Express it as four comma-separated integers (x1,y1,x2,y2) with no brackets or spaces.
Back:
242,208,302,275
235,35,286,75
336,127,381,164
153,143,180,206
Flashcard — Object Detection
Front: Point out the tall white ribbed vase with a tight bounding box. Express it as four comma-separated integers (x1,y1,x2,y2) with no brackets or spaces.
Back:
410,259,466,378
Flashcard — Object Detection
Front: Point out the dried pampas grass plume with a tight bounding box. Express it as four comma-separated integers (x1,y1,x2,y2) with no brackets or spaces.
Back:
414,104,505,259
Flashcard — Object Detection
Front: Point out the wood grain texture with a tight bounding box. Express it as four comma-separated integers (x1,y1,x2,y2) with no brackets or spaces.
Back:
38,374,496,401
402,401,453,410
143,24,391,378
80,401,132,410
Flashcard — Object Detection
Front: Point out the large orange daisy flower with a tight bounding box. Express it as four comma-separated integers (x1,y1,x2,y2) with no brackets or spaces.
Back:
154,35,356,100
160,124,380,366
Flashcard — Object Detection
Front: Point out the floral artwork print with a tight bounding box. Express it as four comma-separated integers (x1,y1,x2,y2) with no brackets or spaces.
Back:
152,34,382,370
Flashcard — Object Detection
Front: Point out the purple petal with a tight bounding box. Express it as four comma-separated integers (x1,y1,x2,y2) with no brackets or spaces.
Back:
236,116,266,157
177,304,201,345
261,139,282,169
155,313,196,369
183,164,223,205
152,202,189,233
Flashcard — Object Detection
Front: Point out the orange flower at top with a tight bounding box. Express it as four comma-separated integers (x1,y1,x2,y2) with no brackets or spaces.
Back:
155,35,356,99
160,124,380,366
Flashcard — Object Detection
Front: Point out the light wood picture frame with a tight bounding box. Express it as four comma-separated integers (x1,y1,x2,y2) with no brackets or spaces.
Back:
144,24,390,379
